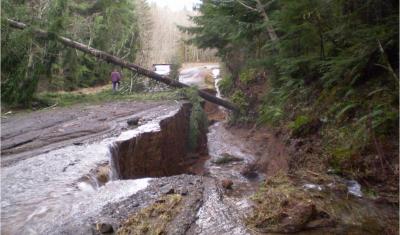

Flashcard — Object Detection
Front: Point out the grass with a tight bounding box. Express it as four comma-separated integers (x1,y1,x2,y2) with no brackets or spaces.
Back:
117,194,182,235
34,89,180,108
248,172,306,226
247,170,394,234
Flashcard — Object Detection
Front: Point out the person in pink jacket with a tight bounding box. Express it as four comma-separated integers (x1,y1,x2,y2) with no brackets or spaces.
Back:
110,68,122,92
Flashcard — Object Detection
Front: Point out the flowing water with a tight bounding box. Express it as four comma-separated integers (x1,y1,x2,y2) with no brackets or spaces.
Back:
3,64,391,234
194,121,265,235
183,65,266,234
1,105,180,234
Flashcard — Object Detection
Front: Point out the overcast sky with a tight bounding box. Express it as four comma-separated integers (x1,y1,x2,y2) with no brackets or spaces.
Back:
147,0,201,11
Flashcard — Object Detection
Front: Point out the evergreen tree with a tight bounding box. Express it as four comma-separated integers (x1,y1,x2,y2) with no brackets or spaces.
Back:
184,0,399,180
1,0,146,106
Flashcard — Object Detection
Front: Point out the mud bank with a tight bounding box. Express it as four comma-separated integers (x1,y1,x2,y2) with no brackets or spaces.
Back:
228,125,399,234
111,103,196,179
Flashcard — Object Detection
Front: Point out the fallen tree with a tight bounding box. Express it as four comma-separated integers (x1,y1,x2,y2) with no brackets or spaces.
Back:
6,19,238,111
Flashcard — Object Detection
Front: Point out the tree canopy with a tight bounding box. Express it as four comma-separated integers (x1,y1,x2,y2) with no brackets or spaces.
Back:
1,0,145,105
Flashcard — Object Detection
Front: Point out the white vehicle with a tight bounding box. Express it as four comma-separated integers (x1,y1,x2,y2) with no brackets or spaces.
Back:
153,64,171,76
212,68,220,78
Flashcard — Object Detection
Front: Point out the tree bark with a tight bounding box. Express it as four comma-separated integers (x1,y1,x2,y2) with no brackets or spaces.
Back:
6,19,238,111
254,0,278,42
236,0,279,42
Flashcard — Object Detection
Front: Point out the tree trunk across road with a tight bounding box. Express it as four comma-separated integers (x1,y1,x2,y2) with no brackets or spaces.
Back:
6,19,238,111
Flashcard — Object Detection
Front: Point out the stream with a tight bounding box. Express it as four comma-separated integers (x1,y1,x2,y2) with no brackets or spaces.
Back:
180,64,265,234
2,64,395,234
1,105,181,234
1,64,263,234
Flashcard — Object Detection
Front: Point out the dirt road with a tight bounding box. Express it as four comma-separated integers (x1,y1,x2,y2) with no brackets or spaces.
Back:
1,101,178,166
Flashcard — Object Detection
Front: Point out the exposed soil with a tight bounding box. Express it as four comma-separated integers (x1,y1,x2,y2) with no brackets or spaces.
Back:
111,103,198,179
225,124,290,177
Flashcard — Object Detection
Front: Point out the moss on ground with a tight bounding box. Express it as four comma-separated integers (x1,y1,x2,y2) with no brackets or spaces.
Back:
117,194,182,235
247,171,396,234
247,172,310,231
33,89,179,108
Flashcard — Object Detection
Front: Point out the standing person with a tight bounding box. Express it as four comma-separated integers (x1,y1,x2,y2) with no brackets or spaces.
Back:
110,68,122,92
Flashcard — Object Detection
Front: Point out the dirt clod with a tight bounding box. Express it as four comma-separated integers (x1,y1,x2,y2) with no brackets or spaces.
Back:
127,117,140,126
96,223,113,234
221,179,233,190
240,163,258,179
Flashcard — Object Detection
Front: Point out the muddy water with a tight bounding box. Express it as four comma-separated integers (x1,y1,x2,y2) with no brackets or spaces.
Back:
194,121,265,235
182,65,265,234
0,105,180,234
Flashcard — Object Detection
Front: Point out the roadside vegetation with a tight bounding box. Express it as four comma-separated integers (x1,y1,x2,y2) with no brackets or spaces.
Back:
1,0,217,109
1,0,150,106
117,194,183,235
182,87,209,153
34,89,179,108
183,0,398,191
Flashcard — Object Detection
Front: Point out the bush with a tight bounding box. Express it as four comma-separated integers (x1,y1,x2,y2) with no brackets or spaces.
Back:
239,68,257,85
289,115,311,132
218,75,234,95
183,88,208,152
231,90,249,114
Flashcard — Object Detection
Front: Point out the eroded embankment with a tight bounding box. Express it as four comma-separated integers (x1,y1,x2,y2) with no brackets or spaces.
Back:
111,103,193,179
1,101,207,234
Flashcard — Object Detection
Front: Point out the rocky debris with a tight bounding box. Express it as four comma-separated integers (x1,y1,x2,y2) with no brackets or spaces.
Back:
346,180,363,198
254,202,335,233
96,223,113,234
117,194,183,235
90,175,204,235
222,179,234,190
95,164,110,186
240,163,258,179
249,173,336,234
303,183,323,191
212,153,243,165
126,117,140,126
193,178,251,235
162,187,175,195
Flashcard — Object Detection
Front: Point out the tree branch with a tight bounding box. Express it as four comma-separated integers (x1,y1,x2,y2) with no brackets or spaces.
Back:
235,0,258,12
6,18,239,111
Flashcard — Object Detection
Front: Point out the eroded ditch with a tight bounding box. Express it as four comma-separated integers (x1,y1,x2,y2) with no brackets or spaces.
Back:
1,102,205,234
1,92,267,235
3,65,396,234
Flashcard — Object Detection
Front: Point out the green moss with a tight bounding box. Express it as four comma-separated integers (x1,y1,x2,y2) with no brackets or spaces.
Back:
231,90,249,114
248,172,310,232
239,68,256,85
218,75,234,95
288,115,311,131
33,89,179,108
117,194,182,235
328,147,355,172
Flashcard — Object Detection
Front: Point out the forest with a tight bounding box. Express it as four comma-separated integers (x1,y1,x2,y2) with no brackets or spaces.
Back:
1,0,399,234
183,0,399,190
1,0,215,106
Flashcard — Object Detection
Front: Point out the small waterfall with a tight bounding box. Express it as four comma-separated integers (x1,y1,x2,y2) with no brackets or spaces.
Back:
109,142,121,181
1,102,189,234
